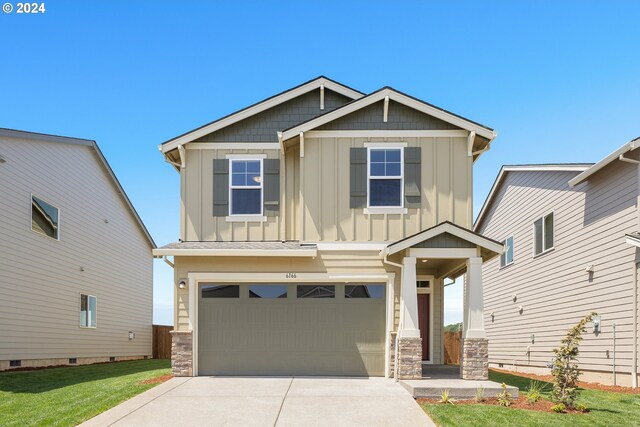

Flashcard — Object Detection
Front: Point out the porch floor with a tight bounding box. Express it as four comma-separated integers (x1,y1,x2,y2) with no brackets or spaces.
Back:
400,365,519,399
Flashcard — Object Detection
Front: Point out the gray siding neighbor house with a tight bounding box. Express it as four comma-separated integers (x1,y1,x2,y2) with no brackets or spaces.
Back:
475,137,640,387
0,129,156,370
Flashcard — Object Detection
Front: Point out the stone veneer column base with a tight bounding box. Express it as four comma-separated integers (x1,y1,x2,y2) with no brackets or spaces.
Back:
461,338,488,380
170,330,193,377
396,336,422,380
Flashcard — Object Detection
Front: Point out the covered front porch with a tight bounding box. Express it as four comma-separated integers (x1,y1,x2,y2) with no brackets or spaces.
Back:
382,221,503,382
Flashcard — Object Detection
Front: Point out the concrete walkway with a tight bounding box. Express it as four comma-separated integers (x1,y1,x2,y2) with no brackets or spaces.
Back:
81,376,435,427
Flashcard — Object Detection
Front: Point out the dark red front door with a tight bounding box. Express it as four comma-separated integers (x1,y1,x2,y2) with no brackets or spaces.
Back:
418,294,430,361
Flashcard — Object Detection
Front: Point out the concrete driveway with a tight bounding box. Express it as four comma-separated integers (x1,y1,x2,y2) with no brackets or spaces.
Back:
81,376,434,427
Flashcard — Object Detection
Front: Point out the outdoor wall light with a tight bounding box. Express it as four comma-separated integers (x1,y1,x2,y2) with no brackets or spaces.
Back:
592,315,601,333
178,280,187,289
128,331,135,340
585,264,595,273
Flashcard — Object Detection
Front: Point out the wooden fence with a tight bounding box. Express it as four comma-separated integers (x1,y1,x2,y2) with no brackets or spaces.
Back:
152,325,173,359
443,331,462,364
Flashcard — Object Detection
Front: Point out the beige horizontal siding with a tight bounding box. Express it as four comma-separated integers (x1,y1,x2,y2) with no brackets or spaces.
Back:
0,136,153,360
478,161,638,373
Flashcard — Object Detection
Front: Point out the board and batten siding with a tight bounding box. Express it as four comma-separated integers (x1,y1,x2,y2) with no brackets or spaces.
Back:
477,163,639,383
0,136,153,362
301,136,472,242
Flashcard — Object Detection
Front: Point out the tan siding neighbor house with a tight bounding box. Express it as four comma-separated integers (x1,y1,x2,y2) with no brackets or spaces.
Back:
475,138,640,387
154,76,502,380
0,129,155,370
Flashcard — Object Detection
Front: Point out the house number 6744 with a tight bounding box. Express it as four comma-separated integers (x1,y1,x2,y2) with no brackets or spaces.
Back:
285,273,297,279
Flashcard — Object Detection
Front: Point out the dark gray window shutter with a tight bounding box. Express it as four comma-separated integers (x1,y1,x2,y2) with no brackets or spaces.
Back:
263,159,280,217
212,159,229,216
350,147,367,209
404,147,421,208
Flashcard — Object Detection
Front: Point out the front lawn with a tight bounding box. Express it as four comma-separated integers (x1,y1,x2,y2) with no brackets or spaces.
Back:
0,359,171,427
421,370,640,427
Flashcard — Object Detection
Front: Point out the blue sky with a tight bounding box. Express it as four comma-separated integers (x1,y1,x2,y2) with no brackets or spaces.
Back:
2,1,639,325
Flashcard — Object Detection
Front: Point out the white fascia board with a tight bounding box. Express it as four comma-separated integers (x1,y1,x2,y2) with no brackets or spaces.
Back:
282,88,495,141
152,248,318,257
569,140,639,187
474,165,592,232
311,242,389,251
185,143,281,150
382,222,503,256
626,235,640,248
161,78,363,154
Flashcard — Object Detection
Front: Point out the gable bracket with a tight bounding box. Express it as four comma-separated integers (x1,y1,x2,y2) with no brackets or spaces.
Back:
320,84,325,110
467,131,476,157
383,96,389,123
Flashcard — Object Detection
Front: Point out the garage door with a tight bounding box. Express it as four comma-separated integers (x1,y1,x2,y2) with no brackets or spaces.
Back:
197,282,386,376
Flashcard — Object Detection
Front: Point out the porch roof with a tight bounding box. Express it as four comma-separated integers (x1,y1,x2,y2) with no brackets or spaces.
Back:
381,222,503,278
153,240,318,257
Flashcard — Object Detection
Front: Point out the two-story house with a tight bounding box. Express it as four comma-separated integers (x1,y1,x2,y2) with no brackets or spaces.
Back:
153,77,502,380
0,129,155,370
474,137,640,387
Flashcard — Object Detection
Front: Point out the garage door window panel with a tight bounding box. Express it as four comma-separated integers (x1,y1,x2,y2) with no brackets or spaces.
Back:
297,284,336,298
345,284,385,299
202,284,240,298
249,284,288,298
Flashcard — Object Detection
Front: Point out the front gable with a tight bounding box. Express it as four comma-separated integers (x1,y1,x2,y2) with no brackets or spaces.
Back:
195,88,352,143
317,99,461,131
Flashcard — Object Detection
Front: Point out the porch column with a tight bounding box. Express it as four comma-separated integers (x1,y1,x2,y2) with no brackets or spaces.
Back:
461,256,488,380
397,256,422,379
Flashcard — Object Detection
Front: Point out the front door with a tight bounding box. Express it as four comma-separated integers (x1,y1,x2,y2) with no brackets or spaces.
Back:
418,293,430,361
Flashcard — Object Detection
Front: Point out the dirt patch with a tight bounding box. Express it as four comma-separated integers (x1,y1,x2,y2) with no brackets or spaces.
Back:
140,374,173,385
490,368,640,395
417,396,585,414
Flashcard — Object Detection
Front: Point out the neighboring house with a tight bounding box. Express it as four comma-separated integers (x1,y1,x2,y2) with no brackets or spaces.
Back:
153,76,503,380
475,137,640,387
0,129,156,370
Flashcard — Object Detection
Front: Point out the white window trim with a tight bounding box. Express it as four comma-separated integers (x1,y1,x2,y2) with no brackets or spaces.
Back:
30,193,60,241
228,158,264,217
79,294,97,329
366,147,404,209
533,212,555,258
500,235,514,269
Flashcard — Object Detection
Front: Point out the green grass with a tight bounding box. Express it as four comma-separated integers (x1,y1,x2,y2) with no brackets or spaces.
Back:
0,359,171,427
421,370,640,427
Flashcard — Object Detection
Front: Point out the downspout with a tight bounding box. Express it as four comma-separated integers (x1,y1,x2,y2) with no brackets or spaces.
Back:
633,263,638,388
619,153,640,164
382,251,403,382
161,256,174,269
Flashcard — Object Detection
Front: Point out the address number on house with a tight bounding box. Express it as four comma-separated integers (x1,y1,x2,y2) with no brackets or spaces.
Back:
285,273,297,279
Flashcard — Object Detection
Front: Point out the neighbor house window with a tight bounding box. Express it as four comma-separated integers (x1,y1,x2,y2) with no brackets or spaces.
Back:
500,236,514,267
80,294,97,328
534,213,554,256
229,159,262,215
368,148,403,207
31,195,59,239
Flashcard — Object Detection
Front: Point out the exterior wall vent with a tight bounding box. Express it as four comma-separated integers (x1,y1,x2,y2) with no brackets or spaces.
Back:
69,358,77,364
9,360,21,367
109,356,116,362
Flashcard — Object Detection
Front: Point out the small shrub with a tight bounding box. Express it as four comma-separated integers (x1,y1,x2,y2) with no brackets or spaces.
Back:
496,383,512,407
551,403,566,413
551,312,597,407
525,380,548,404
575,403,589,413
475,386,485,403
439,389,454,404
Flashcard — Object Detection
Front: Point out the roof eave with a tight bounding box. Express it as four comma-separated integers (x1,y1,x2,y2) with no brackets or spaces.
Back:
152,248,318,257
569,138,640,187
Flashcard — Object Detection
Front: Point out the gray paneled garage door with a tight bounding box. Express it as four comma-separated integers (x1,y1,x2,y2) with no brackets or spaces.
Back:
198,283,386,376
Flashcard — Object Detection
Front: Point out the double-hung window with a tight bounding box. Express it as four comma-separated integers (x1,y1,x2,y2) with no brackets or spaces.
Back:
31,195,59,240
533,212,554,256
368,148,403,207
80,294,97,328
229,159,263,215
500,236,514,268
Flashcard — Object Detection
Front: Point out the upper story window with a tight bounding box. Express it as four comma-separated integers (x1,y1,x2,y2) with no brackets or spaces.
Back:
229,159,263,215
368,148,403,207
31,195,59,240
534,212,554,256
500,236,514,268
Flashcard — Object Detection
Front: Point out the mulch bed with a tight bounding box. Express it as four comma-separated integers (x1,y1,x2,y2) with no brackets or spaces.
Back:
417,396,584,414
140,374,173,385
490,368,640,395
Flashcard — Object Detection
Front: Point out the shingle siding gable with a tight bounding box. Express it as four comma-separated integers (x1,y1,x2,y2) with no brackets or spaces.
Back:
194,89,352,142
